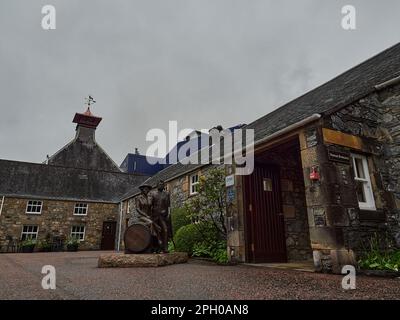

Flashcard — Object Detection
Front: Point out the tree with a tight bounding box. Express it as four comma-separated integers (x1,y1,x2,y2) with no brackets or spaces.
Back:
184,167,227,241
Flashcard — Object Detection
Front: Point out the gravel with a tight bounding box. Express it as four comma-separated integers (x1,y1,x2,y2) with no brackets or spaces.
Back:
0,251,399,300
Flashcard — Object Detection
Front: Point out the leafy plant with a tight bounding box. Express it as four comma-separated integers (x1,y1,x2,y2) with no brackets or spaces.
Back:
171,207,191,236
192,240,229,264
174,224,204,254
38,239,52,251
184,168,227,240
358,233,400,272
66,236,80,246
20,238,36,247
167,240,175,253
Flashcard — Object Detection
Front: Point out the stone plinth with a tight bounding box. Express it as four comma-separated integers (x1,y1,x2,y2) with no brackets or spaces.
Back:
98,252,189,268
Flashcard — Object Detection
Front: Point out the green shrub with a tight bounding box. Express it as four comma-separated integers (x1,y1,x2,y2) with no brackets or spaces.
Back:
174,224,203,254
167,240,175,253
193,240,228,264
171,207,191,236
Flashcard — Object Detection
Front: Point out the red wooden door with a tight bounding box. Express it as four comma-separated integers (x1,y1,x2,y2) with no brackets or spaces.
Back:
244,164,287,263
101,221,117,250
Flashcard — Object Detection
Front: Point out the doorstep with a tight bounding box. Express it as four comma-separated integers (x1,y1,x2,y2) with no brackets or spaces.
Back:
244,261,315,273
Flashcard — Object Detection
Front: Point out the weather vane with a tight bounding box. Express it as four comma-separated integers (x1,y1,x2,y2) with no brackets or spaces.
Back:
84,95,96,108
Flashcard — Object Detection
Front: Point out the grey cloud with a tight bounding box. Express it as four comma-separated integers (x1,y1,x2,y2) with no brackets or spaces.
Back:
0,0,399,164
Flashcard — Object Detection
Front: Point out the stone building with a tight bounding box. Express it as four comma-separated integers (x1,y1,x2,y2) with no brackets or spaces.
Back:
121,43,400,272
0,107,147,251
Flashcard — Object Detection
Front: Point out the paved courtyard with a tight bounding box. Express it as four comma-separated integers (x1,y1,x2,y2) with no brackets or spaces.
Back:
0,251,399,300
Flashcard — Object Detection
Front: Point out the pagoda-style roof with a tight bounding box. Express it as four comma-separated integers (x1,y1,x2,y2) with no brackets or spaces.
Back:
72,107,102,129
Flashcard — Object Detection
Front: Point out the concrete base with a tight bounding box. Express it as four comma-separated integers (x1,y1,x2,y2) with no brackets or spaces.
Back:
98,252,189,268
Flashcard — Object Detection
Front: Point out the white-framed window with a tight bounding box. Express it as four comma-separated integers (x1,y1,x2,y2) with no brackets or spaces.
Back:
26,200,43,214
351,154,376,211
74,203,88,215
71,225,85,241
189,173,200,195
21,225,39,240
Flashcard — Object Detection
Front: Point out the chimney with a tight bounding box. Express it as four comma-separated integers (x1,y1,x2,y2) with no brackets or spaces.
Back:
72,107,102,144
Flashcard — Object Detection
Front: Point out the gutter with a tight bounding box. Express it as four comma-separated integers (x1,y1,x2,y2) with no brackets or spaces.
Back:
0,196,4,217
374,75,400,91
117,201,123,251
252,113,322,149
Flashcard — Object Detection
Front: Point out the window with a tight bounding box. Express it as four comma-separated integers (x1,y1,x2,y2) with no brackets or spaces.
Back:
74,203,88,215
351,154,376,211
26,200,42,214
21,225,39,240
190,173,199,195
71,225,85,241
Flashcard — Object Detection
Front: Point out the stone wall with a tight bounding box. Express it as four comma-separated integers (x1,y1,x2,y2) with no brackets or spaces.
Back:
327,83,400,250
299,82,400,272
0,197,118,251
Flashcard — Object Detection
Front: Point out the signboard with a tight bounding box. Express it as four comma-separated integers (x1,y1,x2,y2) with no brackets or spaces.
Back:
227,187,235,204
323,128,362,150
327,150,351,164
225,174,235,187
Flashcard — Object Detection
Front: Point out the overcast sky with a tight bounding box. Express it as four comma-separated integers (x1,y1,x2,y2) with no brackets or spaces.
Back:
0,0,399,165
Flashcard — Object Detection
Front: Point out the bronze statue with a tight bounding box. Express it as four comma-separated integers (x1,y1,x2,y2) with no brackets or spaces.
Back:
149,180,172,253
125,181,172,254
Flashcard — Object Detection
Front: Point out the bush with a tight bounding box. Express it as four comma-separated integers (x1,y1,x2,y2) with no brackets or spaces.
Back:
171,207,191,236
174,224,203,254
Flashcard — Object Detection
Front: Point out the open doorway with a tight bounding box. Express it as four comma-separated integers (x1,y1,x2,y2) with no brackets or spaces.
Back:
243,137,312,263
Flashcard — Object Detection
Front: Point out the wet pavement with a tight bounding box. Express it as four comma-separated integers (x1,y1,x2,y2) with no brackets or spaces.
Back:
0,251,399,300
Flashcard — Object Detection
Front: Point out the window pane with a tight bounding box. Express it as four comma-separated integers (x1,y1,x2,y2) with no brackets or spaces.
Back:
356,181,366,203
355,158,366,179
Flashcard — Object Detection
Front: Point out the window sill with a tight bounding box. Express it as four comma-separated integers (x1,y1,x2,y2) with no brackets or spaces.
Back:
25,213,42,215
359,209,386,222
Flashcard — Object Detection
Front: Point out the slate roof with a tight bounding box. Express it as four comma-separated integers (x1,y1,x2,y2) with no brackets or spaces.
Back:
121,42,400,200
121,162,204,200
246,42,400,142
0,159,148,203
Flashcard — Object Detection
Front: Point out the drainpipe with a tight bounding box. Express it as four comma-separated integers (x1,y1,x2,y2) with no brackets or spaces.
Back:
0,196,4,217
117,201,123,252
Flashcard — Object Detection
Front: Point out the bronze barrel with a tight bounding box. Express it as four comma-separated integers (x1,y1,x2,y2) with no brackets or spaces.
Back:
124,224,152,253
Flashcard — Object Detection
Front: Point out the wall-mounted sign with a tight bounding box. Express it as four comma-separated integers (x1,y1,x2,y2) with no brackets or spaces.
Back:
263,178,272,191
323,128,362,150
225,174,235,187
328,150,351,164
227,187,235,204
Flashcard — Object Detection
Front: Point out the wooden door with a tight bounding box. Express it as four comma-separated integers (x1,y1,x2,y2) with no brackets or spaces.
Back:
244,164,287,263
101,221,117,250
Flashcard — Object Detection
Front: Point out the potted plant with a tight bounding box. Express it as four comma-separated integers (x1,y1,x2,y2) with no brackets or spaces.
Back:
38,239,52,252
66,236,79,252
20,239,36,253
